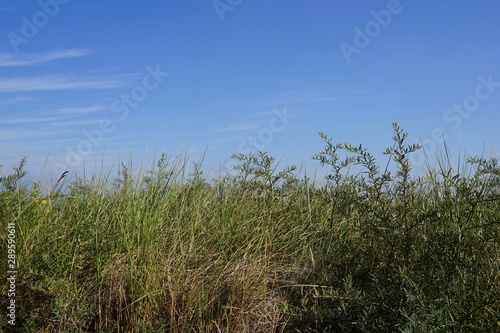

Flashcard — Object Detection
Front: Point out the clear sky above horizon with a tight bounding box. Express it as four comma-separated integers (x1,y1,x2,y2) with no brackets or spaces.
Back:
1,0,499,181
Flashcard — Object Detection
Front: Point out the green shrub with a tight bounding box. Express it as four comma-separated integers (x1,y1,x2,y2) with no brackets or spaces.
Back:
1,124,499,332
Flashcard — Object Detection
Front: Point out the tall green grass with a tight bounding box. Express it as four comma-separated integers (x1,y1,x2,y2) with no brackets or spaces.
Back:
1,123,499,332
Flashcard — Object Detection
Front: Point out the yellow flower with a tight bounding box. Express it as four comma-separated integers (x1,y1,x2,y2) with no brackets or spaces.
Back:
34,199,47,206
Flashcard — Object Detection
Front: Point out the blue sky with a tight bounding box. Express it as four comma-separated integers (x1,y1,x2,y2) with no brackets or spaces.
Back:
1,0,499,181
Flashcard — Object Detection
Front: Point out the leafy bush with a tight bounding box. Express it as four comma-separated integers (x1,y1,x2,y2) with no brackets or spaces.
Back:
1,124,499,332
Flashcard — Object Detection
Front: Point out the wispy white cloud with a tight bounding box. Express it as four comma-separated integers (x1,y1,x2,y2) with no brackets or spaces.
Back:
209,135,247,146
0,48,93,67
0,95,37,105
0,128,74,141
256,86,357,106
1,115,73,125
3,106,111,127
213,124,259,133
0,74,138,92
50,105,107,115
49,118,113,127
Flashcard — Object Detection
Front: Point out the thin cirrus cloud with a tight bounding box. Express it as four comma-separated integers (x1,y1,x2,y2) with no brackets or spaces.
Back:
0,128,74,141
0,95,36,105
50,105,108,115
213,124,260,133
0,74,139,93
256,87,338,106
0,48,93,67
255,86,368,107
1,114,74,125
0,105,107,125
0,49,139,95
3,105,109,125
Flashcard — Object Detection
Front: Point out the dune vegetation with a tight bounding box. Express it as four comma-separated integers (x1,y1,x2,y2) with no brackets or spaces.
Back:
1,123,499,332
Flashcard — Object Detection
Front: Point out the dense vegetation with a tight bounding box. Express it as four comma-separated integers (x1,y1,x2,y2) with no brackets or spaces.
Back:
1,124,499,332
